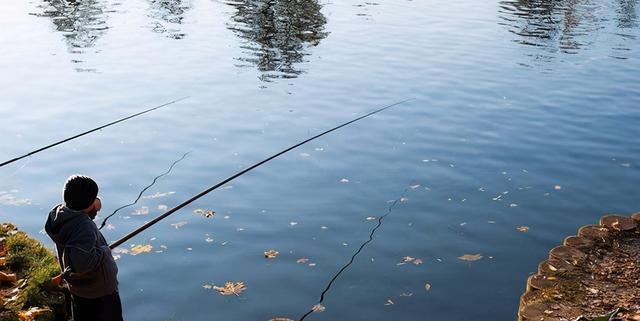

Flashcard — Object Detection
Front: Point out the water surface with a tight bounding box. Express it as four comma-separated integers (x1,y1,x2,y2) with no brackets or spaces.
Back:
1,0,639,320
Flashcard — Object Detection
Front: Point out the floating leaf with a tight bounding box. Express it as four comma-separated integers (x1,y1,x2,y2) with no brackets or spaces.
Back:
517,226,530,232
171,221,187,229
312,304,325,313
130,244,153,256
194,208,215,218
212,282,246,296
264,250,279,259
458,254,483,261
402,256,415,263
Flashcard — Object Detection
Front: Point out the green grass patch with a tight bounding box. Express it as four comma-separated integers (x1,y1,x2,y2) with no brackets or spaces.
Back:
1,223,63,321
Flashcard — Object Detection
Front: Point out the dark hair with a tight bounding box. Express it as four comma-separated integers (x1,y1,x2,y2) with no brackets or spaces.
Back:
63,175,99,210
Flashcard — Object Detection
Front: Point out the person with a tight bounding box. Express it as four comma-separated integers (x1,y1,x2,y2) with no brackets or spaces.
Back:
45,175,123,321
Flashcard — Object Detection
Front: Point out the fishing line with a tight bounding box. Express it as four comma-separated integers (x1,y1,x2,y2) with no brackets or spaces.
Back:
0,96,190,168
298,185,412,321
98,152,191,231
110,98,414,249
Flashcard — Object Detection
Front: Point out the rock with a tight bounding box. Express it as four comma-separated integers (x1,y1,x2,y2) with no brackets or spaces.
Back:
518,213,640,321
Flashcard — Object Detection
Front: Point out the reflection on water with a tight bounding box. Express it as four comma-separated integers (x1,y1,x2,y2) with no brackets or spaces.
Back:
616,0,639,29
225,0,329,81
147,0,191,39
498,0,638,62
35,0,108,71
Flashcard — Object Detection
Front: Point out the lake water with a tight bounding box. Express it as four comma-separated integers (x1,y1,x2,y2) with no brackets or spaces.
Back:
1,0,639,320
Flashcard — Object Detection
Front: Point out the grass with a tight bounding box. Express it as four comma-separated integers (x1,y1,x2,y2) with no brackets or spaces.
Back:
1,223,63,321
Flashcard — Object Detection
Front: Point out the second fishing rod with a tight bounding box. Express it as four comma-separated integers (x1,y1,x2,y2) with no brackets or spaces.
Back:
110,98,414,249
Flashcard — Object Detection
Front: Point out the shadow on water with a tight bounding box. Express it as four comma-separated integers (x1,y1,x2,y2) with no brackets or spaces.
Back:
498,0,639,63
225,0,329,82
147,0,192,39
33,0,109,72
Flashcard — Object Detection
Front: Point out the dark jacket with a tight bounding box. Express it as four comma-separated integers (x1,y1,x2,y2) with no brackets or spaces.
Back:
45,204,118,299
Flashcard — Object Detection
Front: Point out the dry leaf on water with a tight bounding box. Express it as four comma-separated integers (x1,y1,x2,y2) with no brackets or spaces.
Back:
517,226,530,232
264,250,279,259
212,282,246,296
130,244,153,255
458,254,483,261
402,256,415,263
194,208,215,218
312,304,325,313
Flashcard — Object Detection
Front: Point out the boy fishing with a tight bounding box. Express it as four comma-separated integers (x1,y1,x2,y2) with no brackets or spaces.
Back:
45,175,123,321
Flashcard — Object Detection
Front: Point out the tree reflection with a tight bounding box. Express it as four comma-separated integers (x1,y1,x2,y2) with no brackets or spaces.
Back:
35,0,108,71
226,0,329,81
148,0,191,39
37,0,108,52
498,0,638,60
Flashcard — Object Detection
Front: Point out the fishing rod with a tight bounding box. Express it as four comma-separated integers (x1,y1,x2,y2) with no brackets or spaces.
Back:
98,152,190,231
0,96,190,168
109,98,414,249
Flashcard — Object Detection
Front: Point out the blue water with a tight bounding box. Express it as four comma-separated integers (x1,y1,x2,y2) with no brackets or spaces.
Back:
1,0,639,320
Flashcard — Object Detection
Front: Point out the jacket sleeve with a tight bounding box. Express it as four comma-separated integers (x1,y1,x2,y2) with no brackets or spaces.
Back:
65,221,108,274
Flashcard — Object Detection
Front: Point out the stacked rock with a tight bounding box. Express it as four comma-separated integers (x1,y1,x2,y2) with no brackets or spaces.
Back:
518,214,640,321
